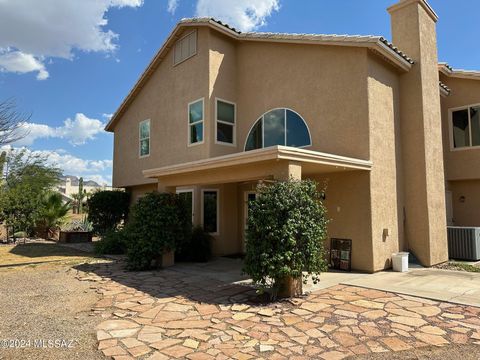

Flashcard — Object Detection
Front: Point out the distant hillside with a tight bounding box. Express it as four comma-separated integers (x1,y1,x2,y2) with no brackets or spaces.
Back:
59,175,101,187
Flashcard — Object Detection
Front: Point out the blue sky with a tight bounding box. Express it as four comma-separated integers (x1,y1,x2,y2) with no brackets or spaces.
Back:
0,0,478,185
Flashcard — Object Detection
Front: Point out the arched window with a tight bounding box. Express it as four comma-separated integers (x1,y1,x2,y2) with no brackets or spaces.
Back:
245,108,312,151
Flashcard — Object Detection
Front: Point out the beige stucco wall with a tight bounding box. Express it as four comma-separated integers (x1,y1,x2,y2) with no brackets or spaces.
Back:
126,183,157,205
112,27,210,188
311,172,373,272
389,0,448,266
367,54,405,271
235,42,370,160
440,75,480,181
448,180,480,226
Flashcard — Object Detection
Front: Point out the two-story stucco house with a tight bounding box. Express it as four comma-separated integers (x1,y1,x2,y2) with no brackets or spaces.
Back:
106,0,480,273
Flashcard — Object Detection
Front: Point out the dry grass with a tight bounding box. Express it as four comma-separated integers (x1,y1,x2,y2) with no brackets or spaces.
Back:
0,243,101,271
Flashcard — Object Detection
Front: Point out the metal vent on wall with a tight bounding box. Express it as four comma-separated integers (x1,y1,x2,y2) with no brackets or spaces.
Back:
447,227,480,261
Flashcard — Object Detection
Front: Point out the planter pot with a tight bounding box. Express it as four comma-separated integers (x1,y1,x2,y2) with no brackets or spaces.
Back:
59,231,92,243
153,250,175,268
277,275,303,298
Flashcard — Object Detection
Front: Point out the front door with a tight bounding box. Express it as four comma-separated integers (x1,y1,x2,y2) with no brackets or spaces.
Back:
242,191,256,252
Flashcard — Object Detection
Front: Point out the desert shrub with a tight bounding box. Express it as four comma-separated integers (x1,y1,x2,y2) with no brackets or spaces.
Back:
175,225,213,262
243,179,328,298
87,191,130,235
126,192,191,270
94,230,128,255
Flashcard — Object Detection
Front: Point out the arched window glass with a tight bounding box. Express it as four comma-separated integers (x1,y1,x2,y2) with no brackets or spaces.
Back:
245,108,311,151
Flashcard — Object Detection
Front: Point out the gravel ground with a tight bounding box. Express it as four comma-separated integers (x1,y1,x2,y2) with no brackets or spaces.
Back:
351,344,480,359
0,265,105,360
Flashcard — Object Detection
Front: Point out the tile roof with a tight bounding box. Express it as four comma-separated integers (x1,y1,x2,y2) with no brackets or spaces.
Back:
439,81,451,94
181,17,414,65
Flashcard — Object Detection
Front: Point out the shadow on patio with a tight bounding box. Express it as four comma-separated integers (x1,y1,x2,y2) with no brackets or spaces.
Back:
74,257,261,306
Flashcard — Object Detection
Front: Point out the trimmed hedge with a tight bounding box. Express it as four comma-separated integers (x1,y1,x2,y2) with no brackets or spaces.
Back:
126,192,191,270
87,191,130,235
243,179,329,299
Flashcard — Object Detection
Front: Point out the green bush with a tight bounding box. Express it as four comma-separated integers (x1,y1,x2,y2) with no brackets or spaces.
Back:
126,192,191,270
243,179,329,298
94,230,128,255
87,191,130,235
176,225,213,262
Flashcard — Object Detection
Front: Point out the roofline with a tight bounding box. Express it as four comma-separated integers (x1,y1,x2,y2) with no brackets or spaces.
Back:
388,0,439,23
105,18,413,132
438,62,480,81
143,145,373,178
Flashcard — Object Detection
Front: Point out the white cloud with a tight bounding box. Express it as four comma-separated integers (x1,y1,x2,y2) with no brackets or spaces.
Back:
167,0,179,14
195,0,280,32
14,113,105,146
1,145,112,185
0,0,144,80
0,49,49,80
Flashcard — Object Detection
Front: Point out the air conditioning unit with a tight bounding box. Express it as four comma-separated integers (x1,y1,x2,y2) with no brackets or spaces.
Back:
447,227,480,261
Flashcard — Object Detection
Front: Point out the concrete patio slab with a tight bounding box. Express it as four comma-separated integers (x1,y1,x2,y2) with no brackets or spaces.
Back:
341,268,480,307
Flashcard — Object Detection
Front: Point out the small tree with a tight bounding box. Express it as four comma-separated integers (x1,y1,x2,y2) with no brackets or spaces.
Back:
243,179,329,299
126,192,191,270
0,150,61,237
0,99,29,146
87,190,130,235
37,192,71,239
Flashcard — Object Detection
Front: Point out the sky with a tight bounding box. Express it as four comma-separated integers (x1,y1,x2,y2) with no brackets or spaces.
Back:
0,0,479,185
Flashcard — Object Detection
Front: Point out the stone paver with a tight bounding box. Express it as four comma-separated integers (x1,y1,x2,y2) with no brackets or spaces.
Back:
76,261,480,360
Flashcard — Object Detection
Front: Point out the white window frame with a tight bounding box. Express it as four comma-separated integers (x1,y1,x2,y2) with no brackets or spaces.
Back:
449,103,480,152
139,119,150,158
188,98,205,147
173,30,197,66
215,98,236,146
244,108,313,151
176,188,195,224
201,189,219,236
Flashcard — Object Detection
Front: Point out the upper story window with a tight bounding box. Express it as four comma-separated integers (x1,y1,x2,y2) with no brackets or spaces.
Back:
188,98,204,145
245,108,312,151
139,119,150,157
451,105,480,149
173,30,197,66
216,99,236,145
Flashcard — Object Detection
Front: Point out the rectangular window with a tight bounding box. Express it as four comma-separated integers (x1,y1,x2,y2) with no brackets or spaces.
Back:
173,31,197,65
188,98,204,145
139,119,150,157
177,189,194,224
202,190,218,234
216,99,236,145
451,105,480,149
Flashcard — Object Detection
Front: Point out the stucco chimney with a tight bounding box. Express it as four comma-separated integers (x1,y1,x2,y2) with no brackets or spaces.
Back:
388,0,448,266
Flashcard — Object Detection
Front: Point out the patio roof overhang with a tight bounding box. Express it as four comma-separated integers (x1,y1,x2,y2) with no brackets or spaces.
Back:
143,146,372,186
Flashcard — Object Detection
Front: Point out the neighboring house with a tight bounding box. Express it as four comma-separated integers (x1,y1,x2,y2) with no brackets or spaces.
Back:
106,0,480,273
57,176,112,201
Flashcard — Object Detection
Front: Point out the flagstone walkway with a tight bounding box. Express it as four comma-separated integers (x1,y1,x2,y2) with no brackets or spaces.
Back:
75,261,480,360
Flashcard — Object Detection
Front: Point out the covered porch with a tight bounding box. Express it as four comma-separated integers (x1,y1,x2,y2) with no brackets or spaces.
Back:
143,146,373,270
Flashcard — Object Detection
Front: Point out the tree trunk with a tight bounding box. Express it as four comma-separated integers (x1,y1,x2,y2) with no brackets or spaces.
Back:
277,275,303,298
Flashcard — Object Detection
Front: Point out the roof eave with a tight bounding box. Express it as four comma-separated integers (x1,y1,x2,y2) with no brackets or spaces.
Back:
105,20,413,132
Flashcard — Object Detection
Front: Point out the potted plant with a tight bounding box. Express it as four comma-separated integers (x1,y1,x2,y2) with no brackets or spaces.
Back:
59,216,93,243
243,179,329,300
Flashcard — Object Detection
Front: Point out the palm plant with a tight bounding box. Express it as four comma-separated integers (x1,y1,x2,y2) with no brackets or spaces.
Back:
38,192,71,239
